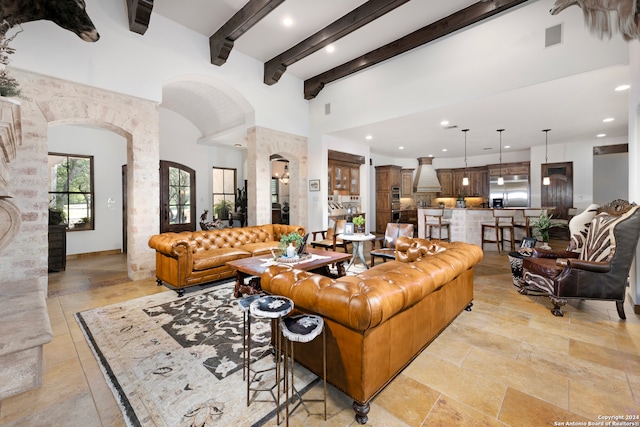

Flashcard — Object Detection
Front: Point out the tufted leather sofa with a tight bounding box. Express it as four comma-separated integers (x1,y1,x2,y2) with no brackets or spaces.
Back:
148,224,305,296
261,237,483,424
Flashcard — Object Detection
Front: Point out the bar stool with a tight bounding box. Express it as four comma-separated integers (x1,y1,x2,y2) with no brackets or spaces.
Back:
238,293,262,381
481,209,515,254
279,314,327,426
248,295,294,424
514,209,544,239
423,208,450,241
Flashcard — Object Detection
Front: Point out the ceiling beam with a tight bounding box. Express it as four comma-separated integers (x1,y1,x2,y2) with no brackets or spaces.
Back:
304,0,531,99
210,0,286,66
126,0,154,35
263,0,410,85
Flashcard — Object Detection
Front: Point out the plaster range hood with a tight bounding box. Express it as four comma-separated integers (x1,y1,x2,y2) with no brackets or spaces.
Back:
413,157,442,193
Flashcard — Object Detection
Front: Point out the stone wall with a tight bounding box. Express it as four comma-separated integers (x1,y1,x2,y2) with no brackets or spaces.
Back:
0,69,159,286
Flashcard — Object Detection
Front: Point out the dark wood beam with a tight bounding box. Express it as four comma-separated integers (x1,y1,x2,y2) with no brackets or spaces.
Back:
264,0,410,85
210,0,285,66
126,0,154,35
304,0,531,99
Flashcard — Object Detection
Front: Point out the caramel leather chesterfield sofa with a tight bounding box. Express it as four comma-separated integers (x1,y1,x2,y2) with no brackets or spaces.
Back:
261,237,483,424
148,224,305,296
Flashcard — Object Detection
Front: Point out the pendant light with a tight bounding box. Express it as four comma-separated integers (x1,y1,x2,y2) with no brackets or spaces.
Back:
462,129,469,186
279,163,290,185
497,129,505,186
542,129,551,186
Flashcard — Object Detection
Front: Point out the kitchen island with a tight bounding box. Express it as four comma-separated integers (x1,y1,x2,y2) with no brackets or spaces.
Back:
417,208,527,249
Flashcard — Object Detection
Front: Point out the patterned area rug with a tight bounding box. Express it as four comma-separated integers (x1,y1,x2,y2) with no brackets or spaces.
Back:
76,282,317,427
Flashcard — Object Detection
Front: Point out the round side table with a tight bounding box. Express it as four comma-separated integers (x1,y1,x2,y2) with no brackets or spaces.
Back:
338,233,376,271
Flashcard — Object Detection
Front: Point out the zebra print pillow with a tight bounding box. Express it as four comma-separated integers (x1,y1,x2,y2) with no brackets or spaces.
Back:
580,208,634,263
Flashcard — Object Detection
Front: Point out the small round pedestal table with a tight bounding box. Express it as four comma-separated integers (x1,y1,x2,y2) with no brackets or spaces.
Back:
338,233,376,271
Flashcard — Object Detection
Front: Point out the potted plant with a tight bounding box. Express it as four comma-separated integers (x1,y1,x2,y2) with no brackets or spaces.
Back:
278,232,304,258
531,211,561,249
353,215,366,233
214,199,233,220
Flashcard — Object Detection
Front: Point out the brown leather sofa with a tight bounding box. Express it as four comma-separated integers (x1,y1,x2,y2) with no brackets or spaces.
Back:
148,224,305,296
261,237,483,424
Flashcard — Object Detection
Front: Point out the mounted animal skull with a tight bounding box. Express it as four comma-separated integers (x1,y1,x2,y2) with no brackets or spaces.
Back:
0,0,99,42
550,0,640,40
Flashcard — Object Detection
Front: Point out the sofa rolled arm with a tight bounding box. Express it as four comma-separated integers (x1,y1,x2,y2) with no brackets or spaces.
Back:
561,258,611,273
531,248,579,259
148,234,192,257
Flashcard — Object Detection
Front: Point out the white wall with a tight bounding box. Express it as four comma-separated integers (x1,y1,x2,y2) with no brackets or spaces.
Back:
593,152,629,205
48,125,126,255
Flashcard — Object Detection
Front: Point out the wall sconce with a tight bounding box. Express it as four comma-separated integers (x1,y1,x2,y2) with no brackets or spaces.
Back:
462,129,469,186
542,129,551,186
497,129,505,185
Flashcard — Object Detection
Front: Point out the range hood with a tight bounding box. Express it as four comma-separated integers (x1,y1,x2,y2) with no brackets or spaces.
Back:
413,157,442,193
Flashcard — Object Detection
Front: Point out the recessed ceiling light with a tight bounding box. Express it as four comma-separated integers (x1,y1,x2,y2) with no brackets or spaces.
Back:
597,133,606,138
398,146,404,150
365,135,372,140
602,117,615,122
440,120,449,126
325,44,335,53
234,143,242,147
428,154,434,157
282,17,293,27
442,148,447,152
504,145,511,149
615,84,630,91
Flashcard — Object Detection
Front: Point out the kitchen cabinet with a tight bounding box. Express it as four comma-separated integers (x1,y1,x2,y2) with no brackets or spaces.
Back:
375,165,402,234
401,168,414,197
329,160,360,195
437,167,489,198
487,161,530,177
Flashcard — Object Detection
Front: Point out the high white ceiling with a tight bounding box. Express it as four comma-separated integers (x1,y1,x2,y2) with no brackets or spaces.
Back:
153,0,631,159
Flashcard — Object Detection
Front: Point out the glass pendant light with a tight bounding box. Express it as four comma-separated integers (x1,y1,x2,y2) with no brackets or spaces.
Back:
497,129,505,186
542,129,551,186
462,129,469,186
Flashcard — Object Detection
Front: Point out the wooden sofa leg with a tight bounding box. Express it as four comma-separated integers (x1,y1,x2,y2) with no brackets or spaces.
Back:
177,288,185,297
549,297,566,317
156,278,162,286
616,301,626,320
353,401,370,424
465,302,473,311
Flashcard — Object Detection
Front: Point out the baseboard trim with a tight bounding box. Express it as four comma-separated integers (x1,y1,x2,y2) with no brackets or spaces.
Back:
627,292,640,315
66,249,122,260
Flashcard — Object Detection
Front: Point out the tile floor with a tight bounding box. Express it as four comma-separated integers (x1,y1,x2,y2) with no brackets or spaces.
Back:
1,239,639,426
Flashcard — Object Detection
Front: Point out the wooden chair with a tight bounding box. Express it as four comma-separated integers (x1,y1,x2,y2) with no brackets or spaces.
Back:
310,219,351,253
370,223,414,266
423,208,450,241
514,209,545,239
481,209,516,254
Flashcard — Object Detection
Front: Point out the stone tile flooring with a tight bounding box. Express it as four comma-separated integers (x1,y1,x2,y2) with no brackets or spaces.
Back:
1,239,639,426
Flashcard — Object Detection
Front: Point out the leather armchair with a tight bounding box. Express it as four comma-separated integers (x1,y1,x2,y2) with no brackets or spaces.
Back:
370,222,414,266
522,200,640,319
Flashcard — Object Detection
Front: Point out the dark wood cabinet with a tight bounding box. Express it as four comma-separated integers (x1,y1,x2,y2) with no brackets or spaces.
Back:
328,160,360,195
437,166,489,198
401,168,414,197
375,165,402,234
48,224,67,272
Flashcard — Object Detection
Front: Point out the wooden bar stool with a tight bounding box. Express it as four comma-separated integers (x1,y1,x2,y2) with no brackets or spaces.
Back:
481,209,515,254
423,208,450,241
514,209,544,240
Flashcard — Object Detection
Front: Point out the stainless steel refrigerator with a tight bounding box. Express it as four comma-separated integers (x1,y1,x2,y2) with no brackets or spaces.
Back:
489,175,529,208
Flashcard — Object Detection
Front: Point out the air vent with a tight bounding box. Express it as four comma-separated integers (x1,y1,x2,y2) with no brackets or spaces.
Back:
545,24,562,47
325,103,331,115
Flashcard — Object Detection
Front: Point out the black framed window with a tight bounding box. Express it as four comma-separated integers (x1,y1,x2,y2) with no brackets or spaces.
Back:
212,167,236,219
48,153,94,231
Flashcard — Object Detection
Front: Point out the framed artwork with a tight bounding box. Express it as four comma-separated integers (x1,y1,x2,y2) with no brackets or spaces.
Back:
344,222,354,235
520,237,537,249
309,179,320,192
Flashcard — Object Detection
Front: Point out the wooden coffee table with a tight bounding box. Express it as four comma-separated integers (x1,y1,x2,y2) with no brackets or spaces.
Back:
227,247,351,297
